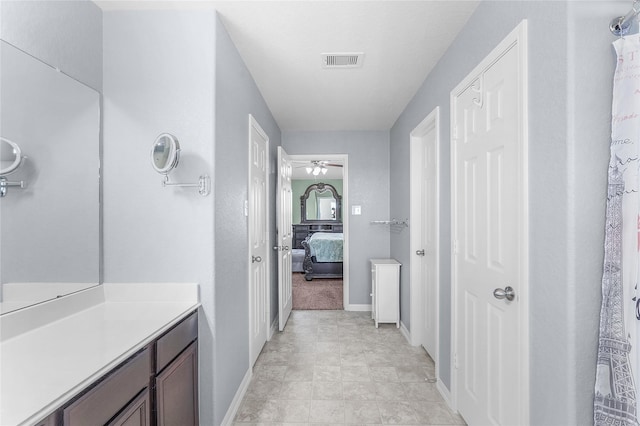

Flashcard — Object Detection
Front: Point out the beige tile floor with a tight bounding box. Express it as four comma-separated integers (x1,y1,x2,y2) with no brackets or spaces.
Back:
234,310,466,425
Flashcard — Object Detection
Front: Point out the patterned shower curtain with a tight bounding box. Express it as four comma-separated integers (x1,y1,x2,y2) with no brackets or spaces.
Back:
594,35,640,426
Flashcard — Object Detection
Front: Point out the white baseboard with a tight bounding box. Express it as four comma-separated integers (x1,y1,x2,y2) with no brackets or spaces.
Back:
437,379,455,411
400,321,412,344
346,304,372,312
220,367,252,426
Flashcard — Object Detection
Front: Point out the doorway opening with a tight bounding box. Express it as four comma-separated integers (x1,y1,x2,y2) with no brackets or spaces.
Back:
289,154,348,311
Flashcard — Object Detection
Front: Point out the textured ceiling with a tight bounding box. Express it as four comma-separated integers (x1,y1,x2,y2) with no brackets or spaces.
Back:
95,1,480,131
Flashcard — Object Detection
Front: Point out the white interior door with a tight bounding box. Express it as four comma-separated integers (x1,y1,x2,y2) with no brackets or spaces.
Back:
410,108,439,362
452,22,528,425
277,147,293,331
249,116,269,367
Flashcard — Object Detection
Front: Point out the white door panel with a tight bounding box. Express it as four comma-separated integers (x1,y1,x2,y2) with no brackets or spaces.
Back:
410,108,439,362
422,123,438,358
452,22,528,426
249,116,269,367
277,147,293,331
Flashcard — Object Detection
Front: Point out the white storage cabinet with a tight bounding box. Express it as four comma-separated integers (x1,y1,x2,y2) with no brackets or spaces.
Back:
370,259,401,328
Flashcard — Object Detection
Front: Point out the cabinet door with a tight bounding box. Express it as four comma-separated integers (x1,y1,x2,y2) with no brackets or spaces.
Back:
156,342,198,426
377,265,398,323
108,389,150,426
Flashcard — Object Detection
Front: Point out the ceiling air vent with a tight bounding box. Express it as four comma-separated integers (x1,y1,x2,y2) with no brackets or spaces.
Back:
322,53,364,69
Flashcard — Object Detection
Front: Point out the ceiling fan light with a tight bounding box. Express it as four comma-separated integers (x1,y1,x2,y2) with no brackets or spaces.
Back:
305,166,313,174
312,166,321,176
321,167,328,175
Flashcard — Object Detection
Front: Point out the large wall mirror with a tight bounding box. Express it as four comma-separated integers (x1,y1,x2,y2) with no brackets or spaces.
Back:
0,40,101,314
300,182,342,223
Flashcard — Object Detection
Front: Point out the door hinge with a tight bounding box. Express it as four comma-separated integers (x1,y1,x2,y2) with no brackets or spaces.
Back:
454,352,458,369
453,240,459,254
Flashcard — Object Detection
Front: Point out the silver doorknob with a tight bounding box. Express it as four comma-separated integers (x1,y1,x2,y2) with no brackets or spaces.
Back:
493,286,515,301
252,256,262,263
416,249,425,256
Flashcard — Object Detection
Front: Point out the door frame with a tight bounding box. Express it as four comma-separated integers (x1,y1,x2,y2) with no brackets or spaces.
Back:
288,153,349,308
450,21,529,423
247,114,271,366
409,107,440,370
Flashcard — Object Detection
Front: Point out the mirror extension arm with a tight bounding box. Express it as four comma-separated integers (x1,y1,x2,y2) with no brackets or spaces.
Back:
162,174,211,196
0,137,27,197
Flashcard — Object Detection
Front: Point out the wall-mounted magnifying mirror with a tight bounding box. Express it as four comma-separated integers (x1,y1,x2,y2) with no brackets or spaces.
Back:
0,137,26,198
151,133,180,174
150,133,210,196
0,137,24,176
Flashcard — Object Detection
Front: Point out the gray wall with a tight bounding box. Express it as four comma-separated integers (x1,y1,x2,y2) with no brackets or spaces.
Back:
102,9,217,424
283,131,390,305
567,2,621,424
104,10,281,425
390,1,624,424
214,16,281,426
0,0,102,91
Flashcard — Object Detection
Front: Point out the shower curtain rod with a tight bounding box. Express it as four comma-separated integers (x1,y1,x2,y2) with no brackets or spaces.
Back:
611,0,640,36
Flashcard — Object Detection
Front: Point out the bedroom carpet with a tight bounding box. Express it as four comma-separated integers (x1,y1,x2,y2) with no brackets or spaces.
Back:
292,273,343,310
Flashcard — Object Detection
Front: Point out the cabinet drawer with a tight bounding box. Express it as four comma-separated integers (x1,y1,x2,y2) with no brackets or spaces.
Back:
156,312,198,373
63,348,151,426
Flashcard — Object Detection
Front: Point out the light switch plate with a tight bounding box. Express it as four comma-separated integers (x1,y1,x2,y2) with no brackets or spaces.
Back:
352,205,362,215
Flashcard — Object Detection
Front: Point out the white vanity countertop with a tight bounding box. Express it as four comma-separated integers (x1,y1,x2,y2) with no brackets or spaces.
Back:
0,283,200,426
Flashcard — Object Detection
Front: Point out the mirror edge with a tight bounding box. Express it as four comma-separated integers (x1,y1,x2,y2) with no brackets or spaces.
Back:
0,137,24,176
151,133,181,175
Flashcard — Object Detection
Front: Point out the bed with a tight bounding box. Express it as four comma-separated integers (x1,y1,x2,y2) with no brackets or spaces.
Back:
301,232,343,281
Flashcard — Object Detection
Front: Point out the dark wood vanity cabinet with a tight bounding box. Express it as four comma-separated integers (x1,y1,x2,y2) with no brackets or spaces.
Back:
52,311,198,426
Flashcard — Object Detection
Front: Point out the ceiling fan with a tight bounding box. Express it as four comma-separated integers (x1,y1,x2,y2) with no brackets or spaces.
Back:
293,160,343,176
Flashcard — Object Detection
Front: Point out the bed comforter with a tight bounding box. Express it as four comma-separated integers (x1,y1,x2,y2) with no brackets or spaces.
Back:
307,232,343,263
